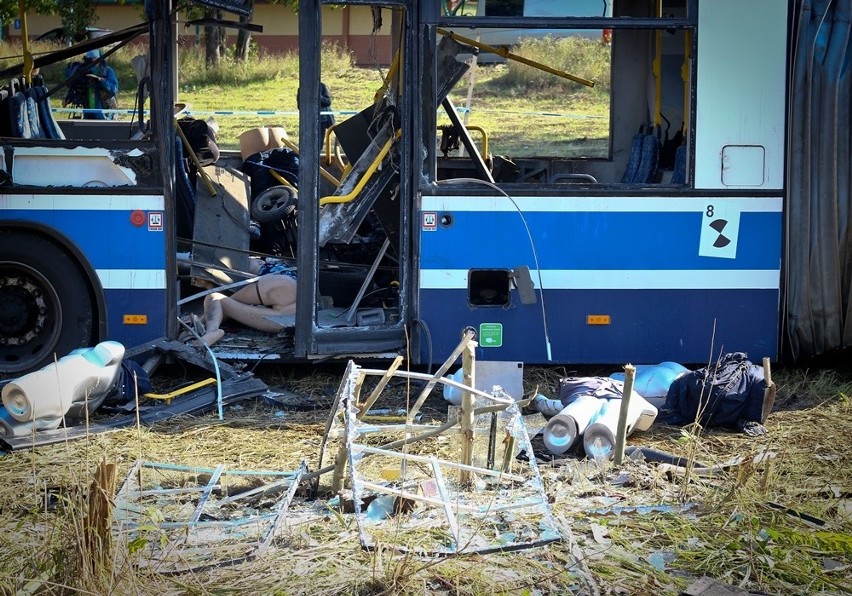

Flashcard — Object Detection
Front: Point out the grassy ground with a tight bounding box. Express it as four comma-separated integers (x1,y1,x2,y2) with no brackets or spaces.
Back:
0,362,849,595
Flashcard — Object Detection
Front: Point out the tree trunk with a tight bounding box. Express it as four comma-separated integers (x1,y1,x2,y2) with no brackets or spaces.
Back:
205,25,220,65
236,22,251,62
235,0,255,62
204,9,224,66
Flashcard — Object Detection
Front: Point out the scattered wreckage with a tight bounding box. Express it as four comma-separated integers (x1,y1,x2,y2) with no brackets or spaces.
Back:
0,325,777,586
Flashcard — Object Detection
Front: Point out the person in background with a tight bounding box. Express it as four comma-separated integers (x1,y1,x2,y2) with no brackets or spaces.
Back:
63,49,119,120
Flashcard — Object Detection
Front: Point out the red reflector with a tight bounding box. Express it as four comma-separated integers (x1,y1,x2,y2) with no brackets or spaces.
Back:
130,210,146,226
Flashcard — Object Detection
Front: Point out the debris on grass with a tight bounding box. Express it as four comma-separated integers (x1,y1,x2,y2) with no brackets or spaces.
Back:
0,365,849,594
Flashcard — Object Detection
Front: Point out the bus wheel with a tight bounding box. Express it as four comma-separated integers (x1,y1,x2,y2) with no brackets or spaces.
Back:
0,231,95,376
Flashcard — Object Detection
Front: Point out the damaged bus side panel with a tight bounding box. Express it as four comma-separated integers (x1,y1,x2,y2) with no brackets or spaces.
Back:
0,0,241,376
295,0,790,366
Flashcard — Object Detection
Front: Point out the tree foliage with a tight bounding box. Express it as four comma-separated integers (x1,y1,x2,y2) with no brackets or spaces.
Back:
0,0,60,25
59,0,98,38
0,0,97,35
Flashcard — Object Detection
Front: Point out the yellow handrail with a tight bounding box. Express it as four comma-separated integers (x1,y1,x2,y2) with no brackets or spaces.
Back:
436,28,594,88
270,169,296,189
144,378,218,405
18,0,32,84
375,50,402,103
682,29,692,134
464,125,489,157
319,131,400,206
175,119,217,196
323,122,348,172
653,0,663,127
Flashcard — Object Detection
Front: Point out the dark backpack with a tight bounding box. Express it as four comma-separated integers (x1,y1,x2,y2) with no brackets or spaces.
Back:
659,352,767,429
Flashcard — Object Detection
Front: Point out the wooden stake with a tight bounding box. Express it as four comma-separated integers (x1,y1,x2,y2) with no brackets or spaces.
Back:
459,339,477,485
613,364,636,466
85,460,117,575
358,356,403,420
330,445,349,494
761,357,777,423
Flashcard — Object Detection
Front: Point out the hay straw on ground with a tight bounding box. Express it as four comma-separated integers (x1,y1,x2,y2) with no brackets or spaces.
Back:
0,368,849,594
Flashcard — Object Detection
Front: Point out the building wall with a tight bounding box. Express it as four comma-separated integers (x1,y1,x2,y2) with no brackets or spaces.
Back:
14,4,393,65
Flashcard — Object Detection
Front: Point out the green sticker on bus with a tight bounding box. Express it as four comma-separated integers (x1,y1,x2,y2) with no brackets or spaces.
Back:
479,323,503,347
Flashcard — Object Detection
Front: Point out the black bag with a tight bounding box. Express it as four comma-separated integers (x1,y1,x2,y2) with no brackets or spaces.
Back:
177,117,220,166
659,352,767,429
241,148,299,199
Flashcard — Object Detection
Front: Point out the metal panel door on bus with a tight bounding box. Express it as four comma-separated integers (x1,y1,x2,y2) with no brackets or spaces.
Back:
693,0,788,190
418,195,781,365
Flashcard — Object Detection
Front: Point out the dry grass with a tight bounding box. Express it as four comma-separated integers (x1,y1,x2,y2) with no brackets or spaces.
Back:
0,365,850,595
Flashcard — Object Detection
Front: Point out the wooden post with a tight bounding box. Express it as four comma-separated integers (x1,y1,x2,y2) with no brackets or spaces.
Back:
761,357,777,423
330,446,349,494
358,355,403,419
613,364,636,466
459,338,477,485
331,371,365,493
85,460,117,576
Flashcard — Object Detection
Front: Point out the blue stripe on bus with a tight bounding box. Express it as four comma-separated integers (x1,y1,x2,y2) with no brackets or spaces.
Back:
104,288,168,346
418,288,779,365
2,209,167,270
420,211,780,270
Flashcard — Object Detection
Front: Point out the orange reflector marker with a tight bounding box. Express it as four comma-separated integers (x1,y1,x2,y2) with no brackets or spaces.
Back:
123,314,148,325
586,315,611,325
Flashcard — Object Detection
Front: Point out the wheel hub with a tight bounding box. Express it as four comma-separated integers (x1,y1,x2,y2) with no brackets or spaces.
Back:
0,274,47,346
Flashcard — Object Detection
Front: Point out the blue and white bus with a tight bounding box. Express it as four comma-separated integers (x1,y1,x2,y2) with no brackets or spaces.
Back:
0,6,179,376
1,0,848,376
297,0,846,367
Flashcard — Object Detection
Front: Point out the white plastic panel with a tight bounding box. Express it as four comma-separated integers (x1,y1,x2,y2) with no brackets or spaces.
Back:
722,145,766,186
11,146,138,187
694,0,788,190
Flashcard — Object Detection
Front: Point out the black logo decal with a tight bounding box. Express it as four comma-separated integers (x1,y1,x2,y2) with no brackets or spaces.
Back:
710,219,731,248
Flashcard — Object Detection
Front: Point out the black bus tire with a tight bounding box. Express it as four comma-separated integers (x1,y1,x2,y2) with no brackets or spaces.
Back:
0,230,95,376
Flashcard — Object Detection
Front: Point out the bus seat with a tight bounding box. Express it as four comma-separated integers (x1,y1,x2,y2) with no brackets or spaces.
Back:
636,131,660,183
671,144,687,185
621,125,645,183
621,124,660,184
15,79,43,139
174,134,197,241
6,79,32,138
31,75,65,140
0,88,10,136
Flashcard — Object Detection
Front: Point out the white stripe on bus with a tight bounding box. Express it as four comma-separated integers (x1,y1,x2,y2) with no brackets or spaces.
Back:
419,269,780,290
421,196,782,213
96,269,166,290
0,194,165,211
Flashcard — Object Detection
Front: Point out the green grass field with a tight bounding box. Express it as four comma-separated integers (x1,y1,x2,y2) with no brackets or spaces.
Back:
1,37,610,157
